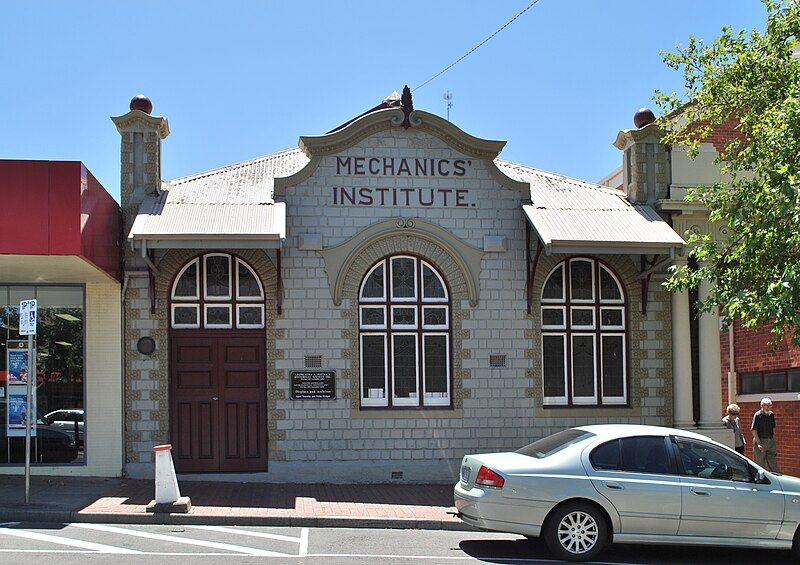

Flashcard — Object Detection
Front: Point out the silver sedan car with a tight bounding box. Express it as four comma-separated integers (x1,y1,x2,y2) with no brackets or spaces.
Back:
454,424,800,562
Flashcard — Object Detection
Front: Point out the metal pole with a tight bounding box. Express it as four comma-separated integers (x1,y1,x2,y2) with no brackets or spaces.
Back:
24,334,32,505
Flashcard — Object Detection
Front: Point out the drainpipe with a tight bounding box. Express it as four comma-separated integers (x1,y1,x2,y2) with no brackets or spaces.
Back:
120,272,129,478
728,320,736,406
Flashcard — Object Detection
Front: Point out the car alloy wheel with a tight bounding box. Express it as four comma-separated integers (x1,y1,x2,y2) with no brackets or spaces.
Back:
544,502,607,562
557,510,598,555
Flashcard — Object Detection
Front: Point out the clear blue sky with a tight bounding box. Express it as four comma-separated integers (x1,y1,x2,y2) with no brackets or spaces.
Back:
0,1,766,201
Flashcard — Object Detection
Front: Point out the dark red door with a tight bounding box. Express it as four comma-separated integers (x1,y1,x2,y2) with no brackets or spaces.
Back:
170,332,267,473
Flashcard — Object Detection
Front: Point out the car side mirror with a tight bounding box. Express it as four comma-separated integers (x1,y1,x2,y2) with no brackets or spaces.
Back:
756,469,770,484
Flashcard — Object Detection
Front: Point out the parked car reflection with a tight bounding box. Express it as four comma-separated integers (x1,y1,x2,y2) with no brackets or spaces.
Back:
43,408,84,447
6,418,79,463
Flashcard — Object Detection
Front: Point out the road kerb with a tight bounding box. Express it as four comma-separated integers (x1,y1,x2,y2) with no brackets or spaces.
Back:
0,508,477,531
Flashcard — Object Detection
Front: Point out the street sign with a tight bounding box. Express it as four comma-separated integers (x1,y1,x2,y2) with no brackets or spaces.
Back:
19,299,37,336
17,299,37,506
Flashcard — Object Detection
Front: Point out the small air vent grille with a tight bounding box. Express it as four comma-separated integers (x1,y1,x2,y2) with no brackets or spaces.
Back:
391,471,403,480
305,355,323,368
489,354,507,368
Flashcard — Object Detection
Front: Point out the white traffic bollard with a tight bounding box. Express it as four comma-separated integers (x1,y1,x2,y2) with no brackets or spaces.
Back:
146,444,191,513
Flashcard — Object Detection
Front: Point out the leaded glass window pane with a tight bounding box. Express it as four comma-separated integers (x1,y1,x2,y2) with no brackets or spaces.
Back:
174,261,198,298
602,335,624,398
205,255,231,298
542,265,564,300
571,308,594,327
423,335,448,394
543,335,566,397
391,257,416,299
392,307,416,328
572,335,595,397
423,307,447,328
173,305,199,327
570,260,594,301
360,307,385,327
237,305,263,327
600,266,622,301
422,264,446,300
362,335,386,399
542,308,564,328
237,260,262,298
361,263,385,299
205,305,231,327
392,335,417,398
601,308,624,328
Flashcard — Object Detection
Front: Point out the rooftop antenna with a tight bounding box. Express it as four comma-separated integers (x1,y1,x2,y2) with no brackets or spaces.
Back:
443,91,453,121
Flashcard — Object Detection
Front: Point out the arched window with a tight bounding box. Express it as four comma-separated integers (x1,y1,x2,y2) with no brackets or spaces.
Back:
359,255,451,408
541,258,627,406
170,253,265,329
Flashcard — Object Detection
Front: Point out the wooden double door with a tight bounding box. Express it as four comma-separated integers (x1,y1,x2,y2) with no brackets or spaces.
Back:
170,332,267,473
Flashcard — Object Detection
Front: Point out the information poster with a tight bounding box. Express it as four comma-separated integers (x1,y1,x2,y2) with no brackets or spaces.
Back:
6,341,36,437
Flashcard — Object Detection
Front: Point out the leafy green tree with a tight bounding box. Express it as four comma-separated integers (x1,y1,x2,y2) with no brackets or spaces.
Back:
656,0,800,343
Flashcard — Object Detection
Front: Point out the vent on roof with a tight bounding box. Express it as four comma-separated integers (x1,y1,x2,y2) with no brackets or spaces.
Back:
489,355,507,369
305,355,323,369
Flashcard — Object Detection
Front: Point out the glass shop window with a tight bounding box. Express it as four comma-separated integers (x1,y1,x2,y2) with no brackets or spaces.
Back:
0,285,85,465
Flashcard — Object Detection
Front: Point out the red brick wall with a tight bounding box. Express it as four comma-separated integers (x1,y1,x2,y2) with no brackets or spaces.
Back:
721,321,800,475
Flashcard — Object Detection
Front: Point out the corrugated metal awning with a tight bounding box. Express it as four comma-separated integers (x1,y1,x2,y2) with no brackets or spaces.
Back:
495,159,684,255
522,203,685,255
127,148,307,249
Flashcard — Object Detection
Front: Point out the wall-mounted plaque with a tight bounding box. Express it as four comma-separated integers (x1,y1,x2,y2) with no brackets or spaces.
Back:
291,371,336,400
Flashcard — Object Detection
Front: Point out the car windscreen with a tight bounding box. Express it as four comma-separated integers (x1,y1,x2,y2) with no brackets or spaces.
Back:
516,429,595,459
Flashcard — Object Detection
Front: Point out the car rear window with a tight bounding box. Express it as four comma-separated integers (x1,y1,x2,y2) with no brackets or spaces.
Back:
516,429,595,459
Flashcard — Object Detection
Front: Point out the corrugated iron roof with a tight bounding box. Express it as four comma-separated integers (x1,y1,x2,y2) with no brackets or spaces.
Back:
496,160,684,252
129,145,682,252
128,148,307,242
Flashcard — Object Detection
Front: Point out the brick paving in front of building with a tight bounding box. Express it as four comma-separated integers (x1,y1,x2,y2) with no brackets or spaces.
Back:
0,476,459,524
102,480,456,521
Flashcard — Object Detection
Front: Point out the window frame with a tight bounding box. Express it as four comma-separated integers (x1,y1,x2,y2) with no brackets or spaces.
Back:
738,368,800,395
169,253,266,330
358,255,453,409
540,258,629,407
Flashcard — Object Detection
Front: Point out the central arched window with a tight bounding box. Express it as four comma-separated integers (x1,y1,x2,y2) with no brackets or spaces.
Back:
359,255,451,408
541,258,627,406
170,253,265,329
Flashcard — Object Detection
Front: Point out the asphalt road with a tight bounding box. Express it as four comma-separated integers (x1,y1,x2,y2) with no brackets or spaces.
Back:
0,522,793,564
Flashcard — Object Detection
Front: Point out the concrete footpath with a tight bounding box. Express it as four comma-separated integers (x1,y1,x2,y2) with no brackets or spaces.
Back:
0,476,470,530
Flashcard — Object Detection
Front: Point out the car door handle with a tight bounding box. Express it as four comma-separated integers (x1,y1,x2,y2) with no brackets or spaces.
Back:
603,481,624,491
690,487,710,496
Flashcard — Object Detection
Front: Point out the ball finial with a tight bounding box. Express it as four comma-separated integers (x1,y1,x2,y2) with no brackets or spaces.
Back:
633,107,656,129
130,94,153,114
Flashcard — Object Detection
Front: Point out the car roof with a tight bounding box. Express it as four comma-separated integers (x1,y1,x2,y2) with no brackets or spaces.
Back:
573,424,727,447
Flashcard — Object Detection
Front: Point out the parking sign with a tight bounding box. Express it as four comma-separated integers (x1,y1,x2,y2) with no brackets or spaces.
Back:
19,299,37,336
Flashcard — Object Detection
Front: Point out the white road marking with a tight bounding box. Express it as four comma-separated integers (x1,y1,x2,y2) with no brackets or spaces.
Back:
299,527,309,557
185,524,303,543
71,523,290,556
0,525,142,554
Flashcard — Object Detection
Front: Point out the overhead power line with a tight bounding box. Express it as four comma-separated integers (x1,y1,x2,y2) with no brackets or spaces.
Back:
413,0,542,92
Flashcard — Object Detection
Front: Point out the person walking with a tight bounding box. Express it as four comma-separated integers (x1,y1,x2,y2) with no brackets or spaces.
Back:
722,404,746,455
751,397,779,472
